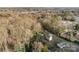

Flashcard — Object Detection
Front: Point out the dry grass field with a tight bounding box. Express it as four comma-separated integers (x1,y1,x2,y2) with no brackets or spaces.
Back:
0,8,79,52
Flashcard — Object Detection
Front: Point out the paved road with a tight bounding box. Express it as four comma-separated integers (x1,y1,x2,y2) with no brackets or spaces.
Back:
43,32,79,52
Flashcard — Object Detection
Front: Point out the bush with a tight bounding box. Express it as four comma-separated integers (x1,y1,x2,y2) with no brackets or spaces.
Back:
64,11,74,21
76,23,79,31
42,45,48,52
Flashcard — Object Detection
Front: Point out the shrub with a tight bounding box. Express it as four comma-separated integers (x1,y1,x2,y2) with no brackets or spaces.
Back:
64,11,74,21
42,45,48,52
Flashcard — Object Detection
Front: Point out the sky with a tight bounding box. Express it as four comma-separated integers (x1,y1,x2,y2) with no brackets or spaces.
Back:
0,0,78,7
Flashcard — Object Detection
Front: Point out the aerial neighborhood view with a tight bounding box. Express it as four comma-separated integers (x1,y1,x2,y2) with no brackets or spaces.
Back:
0,8,79,52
